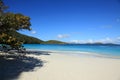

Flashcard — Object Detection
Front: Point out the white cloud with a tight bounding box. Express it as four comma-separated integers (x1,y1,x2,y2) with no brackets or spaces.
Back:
69,38,115,44
97,37,113,43
57,34,70,39
68,37,120,44
70,40,81,43
31,31,36,34
115,37,120,44
98,37,120,44
103,37,111,42
117,37,120,40
87,39,94,43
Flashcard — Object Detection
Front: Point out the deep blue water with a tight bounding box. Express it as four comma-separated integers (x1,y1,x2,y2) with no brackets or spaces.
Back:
23,44,120,56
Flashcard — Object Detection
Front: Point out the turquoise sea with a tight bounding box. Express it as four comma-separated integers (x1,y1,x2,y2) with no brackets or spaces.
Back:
23,44,120,57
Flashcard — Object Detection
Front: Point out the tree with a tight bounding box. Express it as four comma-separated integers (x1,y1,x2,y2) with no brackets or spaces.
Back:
0,13,31,32
0,0,31,51
0,0,8,15
0,0,4,14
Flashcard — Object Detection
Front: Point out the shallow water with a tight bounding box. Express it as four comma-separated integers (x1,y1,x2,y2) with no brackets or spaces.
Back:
23,44,120,57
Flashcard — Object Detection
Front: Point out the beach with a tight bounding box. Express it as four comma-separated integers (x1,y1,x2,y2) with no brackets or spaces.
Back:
18,51,120,80
1,0,120,80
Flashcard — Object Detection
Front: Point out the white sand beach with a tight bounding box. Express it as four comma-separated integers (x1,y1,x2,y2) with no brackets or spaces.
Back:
18,52,120,80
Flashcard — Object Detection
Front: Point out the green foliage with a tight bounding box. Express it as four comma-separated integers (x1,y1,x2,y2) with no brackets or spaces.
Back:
0,32,24,49
0,0,31,49
0,0,8,15
9,31,44,44
0,31,66,44
0,13,31,32
42,40,66,44
0,0,66,48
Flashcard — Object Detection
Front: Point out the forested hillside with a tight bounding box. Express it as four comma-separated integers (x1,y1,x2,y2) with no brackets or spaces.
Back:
0,31,67,44
42,40,67,44
0,31,44,44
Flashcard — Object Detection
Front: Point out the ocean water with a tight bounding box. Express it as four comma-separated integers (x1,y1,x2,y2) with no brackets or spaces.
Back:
23,44,120,57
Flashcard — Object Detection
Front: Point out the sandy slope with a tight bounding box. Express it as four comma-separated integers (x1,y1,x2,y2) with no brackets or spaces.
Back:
18,52,120,80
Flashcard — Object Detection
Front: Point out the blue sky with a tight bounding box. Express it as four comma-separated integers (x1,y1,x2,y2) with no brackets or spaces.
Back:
4,0,120,44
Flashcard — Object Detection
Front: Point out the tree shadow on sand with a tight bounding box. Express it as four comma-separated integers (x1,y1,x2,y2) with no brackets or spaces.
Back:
0,51,50,80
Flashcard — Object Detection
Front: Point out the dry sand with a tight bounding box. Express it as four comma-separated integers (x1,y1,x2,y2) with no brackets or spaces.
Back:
18,52,120,80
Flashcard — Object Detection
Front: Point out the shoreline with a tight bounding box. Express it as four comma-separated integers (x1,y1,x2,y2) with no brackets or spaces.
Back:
18,51,120,80
26,49,120,59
